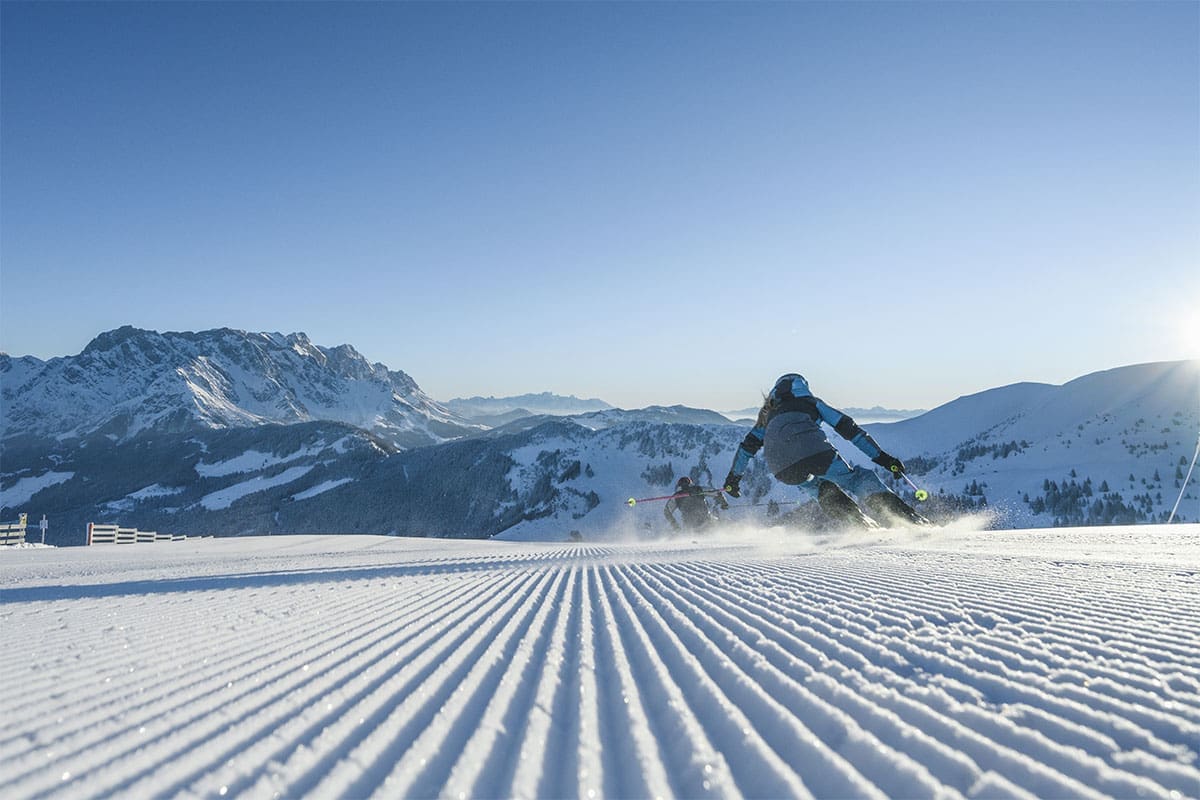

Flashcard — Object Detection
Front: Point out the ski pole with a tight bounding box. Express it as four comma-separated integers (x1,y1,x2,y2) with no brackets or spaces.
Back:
720,499,803,510
626,489,725,507
891,466,929,501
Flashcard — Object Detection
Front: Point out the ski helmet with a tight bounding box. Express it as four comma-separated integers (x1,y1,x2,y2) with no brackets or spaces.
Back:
773,373,811,398
676,476,693,490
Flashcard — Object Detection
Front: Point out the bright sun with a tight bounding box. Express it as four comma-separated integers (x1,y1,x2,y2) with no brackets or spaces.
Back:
1177,308,1200,358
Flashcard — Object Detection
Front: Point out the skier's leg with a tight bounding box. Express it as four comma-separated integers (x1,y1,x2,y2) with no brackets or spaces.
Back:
825,460,932,527
815,455,891,529
816,479,878,529
770,453,823,520
863,491,931,526
831,459,891,497
815,456,878,527
774,451,835,486
821,457,931,526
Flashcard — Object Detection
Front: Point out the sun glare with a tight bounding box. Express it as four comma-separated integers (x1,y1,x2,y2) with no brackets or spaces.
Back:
1177,307,1200,358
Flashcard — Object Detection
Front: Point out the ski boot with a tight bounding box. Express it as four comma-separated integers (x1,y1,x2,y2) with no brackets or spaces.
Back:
864,492,932,528
817,481,879,530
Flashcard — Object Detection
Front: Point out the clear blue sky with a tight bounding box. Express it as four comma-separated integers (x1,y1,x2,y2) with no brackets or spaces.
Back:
3,1,1197,412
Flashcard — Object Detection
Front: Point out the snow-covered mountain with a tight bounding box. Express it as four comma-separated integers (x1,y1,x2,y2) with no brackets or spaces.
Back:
866,360,1200,527
0,326,476,448
2,351,1196,545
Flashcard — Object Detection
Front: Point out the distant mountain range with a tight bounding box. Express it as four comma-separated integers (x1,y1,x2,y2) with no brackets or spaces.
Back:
2,326,1196,544
722,405,928,423
454,397,920,427
445,393,613,422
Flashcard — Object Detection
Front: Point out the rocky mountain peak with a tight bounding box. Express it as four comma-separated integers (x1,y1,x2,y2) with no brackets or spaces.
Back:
1,326,474,448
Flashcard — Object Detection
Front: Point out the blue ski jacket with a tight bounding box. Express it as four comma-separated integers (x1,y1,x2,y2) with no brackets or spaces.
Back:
729,374,885,480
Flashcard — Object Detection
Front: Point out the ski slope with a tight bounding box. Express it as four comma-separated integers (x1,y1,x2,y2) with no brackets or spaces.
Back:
2,525,1199,799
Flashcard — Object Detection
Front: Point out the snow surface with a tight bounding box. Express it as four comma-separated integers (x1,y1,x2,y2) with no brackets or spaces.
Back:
290,477,354,501
0,471,74,508
198,466,314,510
2,524,1198,799
195,449,290,478
194,444,330,478
102,484,186,513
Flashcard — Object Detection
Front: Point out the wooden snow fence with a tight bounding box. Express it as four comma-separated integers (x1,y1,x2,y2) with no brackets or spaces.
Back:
0,515,28,546
87,523,186,546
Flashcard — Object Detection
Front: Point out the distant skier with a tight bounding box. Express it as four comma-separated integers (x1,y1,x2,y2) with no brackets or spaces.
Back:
722,373,928,528
664,476,728,533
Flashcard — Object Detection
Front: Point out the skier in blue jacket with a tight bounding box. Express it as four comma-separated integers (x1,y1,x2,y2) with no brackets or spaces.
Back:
722,373,928,528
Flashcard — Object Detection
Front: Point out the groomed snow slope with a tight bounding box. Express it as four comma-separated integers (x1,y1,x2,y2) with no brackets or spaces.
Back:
2,525,1198,799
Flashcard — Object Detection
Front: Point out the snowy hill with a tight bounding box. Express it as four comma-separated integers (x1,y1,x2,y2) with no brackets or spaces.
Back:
0,326,475,448
2,526,1197,798
867,360,1200,527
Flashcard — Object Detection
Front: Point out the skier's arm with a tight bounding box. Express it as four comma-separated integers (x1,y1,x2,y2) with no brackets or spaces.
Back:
815,399,907,472
815,399,883,460
727,403,768,479
724,403,767,496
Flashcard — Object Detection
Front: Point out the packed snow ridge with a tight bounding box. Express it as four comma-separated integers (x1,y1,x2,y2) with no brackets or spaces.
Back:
2,523,1197,799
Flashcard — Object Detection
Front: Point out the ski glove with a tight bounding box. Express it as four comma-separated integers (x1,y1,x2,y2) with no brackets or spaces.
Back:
723,473,741,498
873,453,906,475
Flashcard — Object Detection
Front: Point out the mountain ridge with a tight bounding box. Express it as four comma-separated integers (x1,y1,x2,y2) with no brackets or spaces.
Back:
1,325,475,449
445,392,613,421
2,326,1195,543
